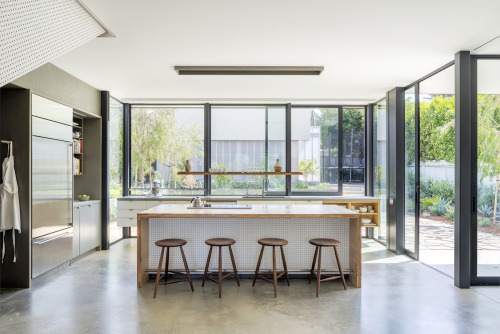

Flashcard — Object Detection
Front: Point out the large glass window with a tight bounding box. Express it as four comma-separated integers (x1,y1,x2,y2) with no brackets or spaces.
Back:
130,106,204,195
211,106,286,195
476,59,500,277
418,65,455,277
291,107,341,194
109,98,123,244
373,99,387,244
404,87,417,256
342,108,365,195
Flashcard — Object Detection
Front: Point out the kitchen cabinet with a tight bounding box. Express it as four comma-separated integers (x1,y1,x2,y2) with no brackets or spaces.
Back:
73,200,101,258
72,207,80,258
79,204,92,254
90,202,101,249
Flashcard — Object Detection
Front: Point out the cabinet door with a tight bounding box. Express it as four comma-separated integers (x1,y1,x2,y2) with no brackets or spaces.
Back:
90,203,101,249
72,207,80,258
79,205,92,254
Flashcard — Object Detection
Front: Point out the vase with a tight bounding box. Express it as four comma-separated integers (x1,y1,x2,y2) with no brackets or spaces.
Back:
185,160,191,173
274,159,282,172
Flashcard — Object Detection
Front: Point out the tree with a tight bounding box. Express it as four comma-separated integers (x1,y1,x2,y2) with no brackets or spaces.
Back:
297,158,320,184
477,95,500,222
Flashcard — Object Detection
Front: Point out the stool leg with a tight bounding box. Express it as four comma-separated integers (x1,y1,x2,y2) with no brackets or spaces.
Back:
309,246,318,284
154,247,165,298
316,246,322,297
228,245,240,286
180,246,194,292
280,245,290,286
252,245,265,287
164,247,170,283
334,246,347,290
218,246,222,298
272,246,277,298
202,245,213,287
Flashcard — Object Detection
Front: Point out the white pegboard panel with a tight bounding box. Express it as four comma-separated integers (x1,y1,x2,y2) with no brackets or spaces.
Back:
148,218,351,273
0,0,106,87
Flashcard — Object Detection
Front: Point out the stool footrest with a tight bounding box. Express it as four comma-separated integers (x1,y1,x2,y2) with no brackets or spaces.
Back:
256,271,286,284
312,271,343,282
204,271,236,284
158,278,190,285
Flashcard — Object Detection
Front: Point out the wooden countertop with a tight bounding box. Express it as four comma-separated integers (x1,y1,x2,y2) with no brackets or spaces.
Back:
137,204,361,219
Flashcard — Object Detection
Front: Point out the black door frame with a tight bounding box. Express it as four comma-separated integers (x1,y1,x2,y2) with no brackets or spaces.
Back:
470,54,500,285
403,85,420,260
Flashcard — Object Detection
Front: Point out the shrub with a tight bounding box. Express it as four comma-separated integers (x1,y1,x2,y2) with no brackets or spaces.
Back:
445,206,455,220
294,180,308,189
478,184,500,214
421,196,439,211
478,217,491,227
478,204,494,218
420,178,455,204
430,197,448,216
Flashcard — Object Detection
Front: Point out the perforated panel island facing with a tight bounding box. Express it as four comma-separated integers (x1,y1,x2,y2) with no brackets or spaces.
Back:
137,204,362,288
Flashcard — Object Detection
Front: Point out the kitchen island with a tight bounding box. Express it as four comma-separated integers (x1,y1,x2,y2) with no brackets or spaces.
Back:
137,204,362,288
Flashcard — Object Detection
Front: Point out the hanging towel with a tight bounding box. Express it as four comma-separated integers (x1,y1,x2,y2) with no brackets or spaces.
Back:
0,142,21,262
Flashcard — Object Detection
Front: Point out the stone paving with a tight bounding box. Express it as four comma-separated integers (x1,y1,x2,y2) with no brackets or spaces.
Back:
405,216,500,251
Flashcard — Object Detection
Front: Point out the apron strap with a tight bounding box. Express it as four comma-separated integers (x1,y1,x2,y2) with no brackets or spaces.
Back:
13,229,16,262
2,232,5,263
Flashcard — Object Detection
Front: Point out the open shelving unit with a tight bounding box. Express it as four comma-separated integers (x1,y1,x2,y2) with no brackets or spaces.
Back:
322,198,381,227
73,116,83,175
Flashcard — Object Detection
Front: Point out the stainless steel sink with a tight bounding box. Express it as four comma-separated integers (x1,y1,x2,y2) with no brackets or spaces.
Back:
187,204,252,209
241,196,286,199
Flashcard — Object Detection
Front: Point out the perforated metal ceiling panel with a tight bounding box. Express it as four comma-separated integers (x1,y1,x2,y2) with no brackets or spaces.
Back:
0,0,107,87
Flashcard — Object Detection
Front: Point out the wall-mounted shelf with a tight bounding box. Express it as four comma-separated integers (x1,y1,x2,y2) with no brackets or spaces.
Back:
178,172,303,176
73,116,83,175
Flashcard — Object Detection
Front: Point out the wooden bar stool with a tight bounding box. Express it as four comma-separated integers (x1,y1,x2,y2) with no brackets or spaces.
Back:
153,238,194,298
252,238,290,298
202,238,240,298
309,238,347,297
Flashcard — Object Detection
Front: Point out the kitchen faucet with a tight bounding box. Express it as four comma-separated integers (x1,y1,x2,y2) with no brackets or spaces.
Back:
262,176,269,197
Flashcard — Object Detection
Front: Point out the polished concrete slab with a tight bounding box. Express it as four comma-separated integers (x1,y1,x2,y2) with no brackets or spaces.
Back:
1,239,500,333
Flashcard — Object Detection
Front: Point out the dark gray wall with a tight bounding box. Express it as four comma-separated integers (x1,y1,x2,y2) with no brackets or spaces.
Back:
387,88,405,254
11,63,100,117
0,89,32,288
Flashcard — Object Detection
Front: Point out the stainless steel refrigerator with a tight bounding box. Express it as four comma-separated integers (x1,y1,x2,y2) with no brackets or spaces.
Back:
31,115,73,278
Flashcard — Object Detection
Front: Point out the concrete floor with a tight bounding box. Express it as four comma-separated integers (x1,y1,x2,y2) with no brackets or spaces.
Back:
1,239,500,333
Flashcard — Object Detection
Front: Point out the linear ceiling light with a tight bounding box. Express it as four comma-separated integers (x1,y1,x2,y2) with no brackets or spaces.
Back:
174,66,324,75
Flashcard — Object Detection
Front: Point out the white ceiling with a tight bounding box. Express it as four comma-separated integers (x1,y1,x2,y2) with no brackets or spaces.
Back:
51,0,500,104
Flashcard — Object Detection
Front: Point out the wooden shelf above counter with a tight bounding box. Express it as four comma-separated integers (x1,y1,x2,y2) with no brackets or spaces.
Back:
178,171,303,176
323,198,381,227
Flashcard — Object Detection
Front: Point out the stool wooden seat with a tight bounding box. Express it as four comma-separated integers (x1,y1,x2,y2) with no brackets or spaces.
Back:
309,238,340,247
205,238,236,246
258,238,288,246
155,238,187,247
252,238,290,297
202,238,240,298
309,238,346,297
153,238,194,298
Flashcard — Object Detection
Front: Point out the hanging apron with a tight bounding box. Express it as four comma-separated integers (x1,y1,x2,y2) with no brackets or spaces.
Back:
0,142,21,262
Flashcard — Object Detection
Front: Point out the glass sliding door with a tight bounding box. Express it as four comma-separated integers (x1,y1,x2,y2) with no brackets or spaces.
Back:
473,58,500,281
404,86,418,258
109,98,124,244
373,99,388,244
418,65,455,277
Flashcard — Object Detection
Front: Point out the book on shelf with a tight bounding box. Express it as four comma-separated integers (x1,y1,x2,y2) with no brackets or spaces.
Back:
73,156,81,175
73,139,83,153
